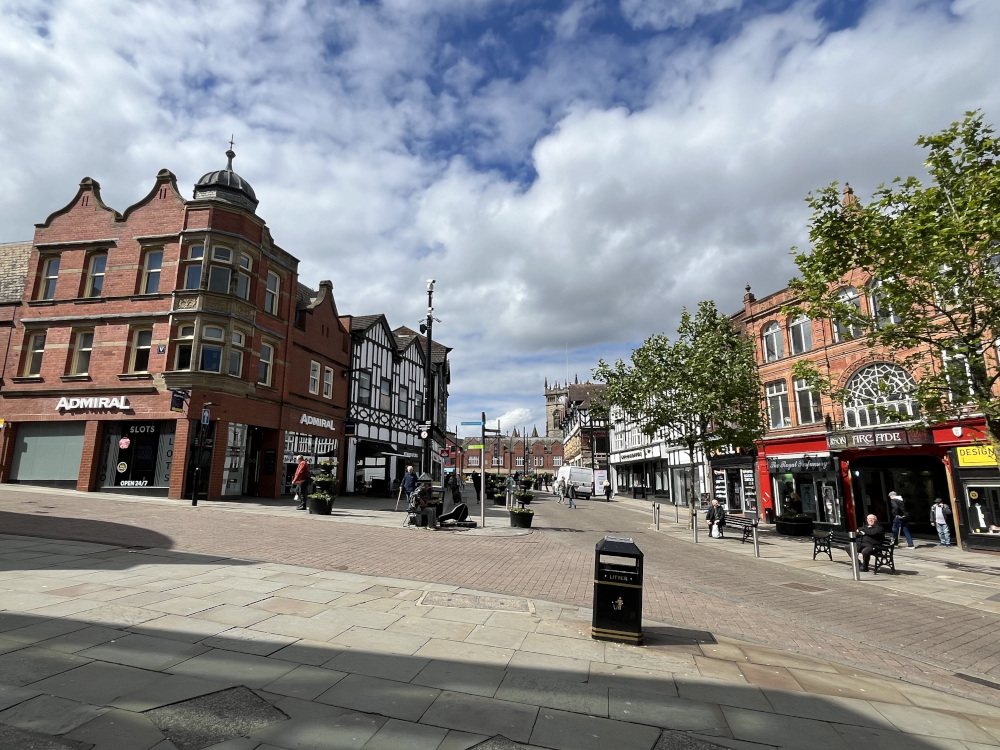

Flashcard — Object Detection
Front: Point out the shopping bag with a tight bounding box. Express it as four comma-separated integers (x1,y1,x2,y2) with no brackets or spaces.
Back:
711,524,720,538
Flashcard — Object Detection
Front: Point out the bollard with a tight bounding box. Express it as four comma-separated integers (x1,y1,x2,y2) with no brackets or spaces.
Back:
192,468,199,507
849,534,861,581
674,502,679,524
752,522,760,558
692,504,698,543
654,502,660,531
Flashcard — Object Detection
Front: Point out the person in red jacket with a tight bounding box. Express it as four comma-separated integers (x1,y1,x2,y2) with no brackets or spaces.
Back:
292,455,311,510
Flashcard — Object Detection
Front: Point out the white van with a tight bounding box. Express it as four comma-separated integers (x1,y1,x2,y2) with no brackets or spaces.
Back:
556,466,595,498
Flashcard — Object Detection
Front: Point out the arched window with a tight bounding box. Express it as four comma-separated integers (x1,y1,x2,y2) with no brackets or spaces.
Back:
868,279,900,327
842,363,919,428
834,286,863,342
762,322,783,362
789,316,812,355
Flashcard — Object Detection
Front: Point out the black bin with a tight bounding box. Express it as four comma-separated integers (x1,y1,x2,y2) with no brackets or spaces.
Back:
592,536,643,645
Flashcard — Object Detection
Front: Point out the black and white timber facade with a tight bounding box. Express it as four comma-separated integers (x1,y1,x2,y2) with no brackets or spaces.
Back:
344,315,449,492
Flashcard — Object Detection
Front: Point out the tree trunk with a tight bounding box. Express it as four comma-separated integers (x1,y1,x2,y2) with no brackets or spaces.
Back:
687,441,698,530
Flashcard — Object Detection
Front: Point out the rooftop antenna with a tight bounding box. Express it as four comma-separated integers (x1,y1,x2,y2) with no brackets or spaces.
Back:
229,134,235,150
565,341,569,386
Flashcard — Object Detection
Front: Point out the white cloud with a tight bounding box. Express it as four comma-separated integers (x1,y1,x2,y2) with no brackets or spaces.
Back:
1,0,999,432
621,0,743,31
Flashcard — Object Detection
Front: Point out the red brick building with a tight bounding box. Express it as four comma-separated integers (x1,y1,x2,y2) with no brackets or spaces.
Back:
0,152,351,500
736,276,998,551
460,435,564,478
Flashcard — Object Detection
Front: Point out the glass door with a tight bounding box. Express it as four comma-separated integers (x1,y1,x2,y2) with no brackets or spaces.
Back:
966,484,1000,536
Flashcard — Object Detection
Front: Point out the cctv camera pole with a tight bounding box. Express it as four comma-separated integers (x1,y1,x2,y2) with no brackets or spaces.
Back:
421,280,436,477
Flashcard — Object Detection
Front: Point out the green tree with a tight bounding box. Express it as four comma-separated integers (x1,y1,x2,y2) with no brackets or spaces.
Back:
594,300,767,528
789,111,1000,468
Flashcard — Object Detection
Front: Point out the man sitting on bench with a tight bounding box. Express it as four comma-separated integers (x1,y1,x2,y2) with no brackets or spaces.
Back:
857,513,885,572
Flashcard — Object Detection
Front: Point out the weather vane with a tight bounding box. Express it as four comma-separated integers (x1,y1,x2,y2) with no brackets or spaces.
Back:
229,134,235,150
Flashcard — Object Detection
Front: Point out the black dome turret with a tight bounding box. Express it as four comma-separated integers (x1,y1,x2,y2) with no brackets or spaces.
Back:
193,149,259,212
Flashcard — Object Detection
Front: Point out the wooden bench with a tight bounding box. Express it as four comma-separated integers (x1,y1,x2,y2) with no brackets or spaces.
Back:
813,530,896,574
719,515,758,544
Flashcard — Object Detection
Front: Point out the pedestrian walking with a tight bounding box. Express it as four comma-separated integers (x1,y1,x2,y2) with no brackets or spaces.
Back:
567,482,577,509
603,479,612,502
930,498,952,546
292,455,311,511
556,477,566,504
471,472,481,504
889,491,915,548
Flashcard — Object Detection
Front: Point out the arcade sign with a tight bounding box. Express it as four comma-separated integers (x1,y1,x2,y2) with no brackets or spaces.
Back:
827,427,931,451
299,412,336,431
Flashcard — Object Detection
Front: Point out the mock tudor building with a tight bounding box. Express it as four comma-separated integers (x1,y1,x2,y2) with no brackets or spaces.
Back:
0,151,352,500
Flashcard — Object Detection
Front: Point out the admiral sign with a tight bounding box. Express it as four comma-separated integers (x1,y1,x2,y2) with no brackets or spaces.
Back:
57,396,130,412
299,413,336,431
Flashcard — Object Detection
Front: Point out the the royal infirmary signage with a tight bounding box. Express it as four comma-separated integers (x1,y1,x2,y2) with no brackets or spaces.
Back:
827,428,931,451
56,396,130,411
299,413,336,431
767,456,834,473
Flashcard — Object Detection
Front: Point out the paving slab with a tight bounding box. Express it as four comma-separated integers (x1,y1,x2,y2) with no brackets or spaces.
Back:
464,625,529,650
250,712,386,750
112,674,240,712
420,690,539,744
786,667,911,705
261,665,348,701
131,614,240,642
609,688,729,734
674,676,776,712
0,684,41,712
437,729,491,750
387,615,476,641
79,633,209,670
0,693,109,735
722,705,852,749
329,625,429,655
65,707,167,750
361,717,449,749
323,649,429,682
411,659,507,698
0,646,92,686
0,723,85,750
496,670,610,716
588,661,679,696
202,627,298,657
28,660,166,704
519,631,607,662
249,613,349,642
415,638,515,668
759,688,895,729
316,673,440,721
871,700,998,743
529,707,662,750
168,649,299,688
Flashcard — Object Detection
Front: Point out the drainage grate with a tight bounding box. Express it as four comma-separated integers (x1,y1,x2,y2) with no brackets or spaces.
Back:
778,582,830,594
420,592,531,612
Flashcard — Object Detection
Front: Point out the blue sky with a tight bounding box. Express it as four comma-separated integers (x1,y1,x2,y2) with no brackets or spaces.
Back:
1,0,998,435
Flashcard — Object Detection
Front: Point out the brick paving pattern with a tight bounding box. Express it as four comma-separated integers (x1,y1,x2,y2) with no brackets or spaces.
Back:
2,486,999,707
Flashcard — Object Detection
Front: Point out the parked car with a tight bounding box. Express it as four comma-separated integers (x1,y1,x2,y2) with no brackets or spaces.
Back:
556,466,595,498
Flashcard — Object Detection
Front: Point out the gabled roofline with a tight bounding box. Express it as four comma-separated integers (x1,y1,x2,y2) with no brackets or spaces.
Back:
121,169,183,222
36,177,122,228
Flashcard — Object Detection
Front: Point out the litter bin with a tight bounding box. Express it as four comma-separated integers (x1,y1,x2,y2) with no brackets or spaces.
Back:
764,507,775,524
592,536,643,645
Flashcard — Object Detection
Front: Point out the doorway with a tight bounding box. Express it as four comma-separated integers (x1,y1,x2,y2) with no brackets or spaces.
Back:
850,455,947,532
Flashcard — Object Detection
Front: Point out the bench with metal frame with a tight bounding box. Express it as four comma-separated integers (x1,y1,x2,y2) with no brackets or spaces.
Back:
813,530,896,575
719,515,758,544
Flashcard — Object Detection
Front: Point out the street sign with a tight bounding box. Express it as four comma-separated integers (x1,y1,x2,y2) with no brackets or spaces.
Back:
201,408,210,425
461,421,484,426
468,444,484,449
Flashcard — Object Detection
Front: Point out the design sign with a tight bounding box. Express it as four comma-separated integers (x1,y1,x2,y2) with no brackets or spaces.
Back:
956,445,996,468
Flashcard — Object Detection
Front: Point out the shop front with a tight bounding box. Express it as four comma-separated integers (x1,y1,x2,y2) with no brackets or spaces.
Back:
282,410,343,495
767,455,843,530
8,421,88,488
98,420,177,496
950,444,1000,553
710,453,758,516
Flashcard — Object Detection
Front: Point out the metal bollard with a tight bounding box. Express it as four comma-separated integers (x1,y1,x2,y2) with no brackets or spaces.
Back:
693,505,698,544
654,502,660,531
752,523,760,558
674,502,679,524
849,535,861,581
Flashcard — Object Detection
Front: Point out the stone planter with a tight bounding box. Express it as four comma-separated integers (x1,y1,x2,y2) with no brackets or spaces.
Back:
509,511,534,528
775,518,813,536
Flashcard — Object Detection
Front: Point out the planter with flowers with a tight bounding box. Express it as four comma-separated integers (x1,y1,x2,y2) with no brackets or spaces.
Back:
307,459,337,516
509,506,534,528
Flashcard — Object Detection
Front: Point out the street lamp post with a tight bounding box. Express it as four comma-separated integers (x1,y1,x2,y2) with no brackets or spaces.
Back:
420,280,436,476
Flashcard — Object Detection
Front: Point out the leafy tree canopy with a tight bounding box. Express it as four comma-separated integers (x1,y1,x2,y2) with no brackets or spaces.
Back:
594,300,767,508
788,111,1000,464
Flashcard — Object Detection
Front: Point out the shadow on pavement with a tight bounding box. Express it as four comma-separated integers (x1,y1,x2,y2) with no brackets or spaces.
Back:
0,539,994,749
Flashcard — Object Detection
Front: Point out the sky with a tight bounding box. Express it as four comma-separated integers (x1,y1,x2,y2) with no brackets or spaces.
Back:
2,0,999,437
